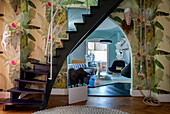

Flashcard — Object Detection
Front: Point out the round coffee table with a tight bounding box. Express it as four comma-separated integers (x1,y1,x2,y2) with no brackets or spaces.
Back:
93,75,111,86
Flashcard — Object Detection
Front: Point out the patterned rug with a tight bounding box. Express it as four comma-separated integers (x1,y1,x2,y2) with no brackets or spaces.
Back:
33,105,129,114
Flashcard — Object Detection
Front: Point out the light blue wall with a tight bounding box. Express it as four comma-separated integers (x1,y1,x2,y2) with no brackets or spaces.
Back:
67,8,130,69
71,41,86,60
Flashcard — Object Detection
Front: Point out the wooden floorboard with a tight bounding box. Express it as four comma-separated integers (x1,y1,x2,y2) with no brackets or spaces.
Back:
0,96,170,114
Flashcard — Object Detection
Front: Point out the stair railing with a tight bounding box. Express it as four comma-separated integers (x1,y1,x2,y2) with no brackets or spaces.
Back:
52,2,86,46
45,0,65,80
45,0,87,80
49,0,53,80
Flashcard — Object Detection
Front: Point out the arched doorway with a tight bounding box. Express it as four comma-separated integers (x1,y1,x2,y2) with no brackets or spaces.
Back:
85,18,133,96
67,7,133,96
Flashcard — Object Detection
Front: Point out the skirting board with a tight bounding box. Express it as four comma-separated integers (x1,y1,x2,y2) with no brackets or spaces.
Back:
0,92,10,98
132,90,170,102
0,89,68,99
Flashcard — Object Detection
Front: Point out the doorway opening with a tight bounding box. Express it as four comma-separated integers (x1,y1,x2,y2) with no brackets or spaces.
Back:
87,42,107,72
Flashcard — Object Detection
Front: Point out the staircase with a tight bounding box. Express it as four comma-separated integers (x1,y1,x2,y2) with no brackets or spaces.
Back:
0,0,123,111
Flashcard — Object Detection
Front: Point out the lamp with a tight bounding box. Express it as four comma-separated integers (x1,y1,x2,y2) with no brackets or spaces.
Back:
100,40,112,44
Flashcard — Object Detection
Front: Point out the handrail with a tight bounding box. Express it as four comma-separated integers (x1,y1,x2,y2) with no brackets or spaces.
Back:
48,0,53,80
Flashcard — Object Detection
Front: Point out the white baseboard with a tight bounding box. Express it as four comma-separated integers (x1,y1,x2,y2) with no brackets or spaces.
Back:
51,88,68,95
0,92,10,98
0,89,68,99
155,94,170,102
132,90,170,102
131,90,150,97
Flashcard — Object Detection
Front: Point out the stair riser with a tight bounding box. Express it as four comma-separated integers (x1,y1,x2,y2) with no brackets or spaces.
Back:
46,57,58,65
97,0,100,6
18,82,46,91
8,88,45,94
18,82,27,91
15,79,47,85
10,93,21,100
34,64,49,71
90,6,100,14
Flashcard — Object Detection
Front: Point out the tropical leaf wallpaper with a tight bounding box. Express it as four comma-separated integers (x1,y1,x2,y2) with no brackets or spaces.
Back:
110,0,170,94
0,0,20,91
0,0,169,94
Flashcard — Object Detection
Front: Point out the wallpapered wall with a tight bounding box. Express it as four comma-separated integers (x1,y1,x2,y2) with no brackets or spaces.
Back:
0,0,20,91
110,0,170,93
0,0,68,91
0,0,169,94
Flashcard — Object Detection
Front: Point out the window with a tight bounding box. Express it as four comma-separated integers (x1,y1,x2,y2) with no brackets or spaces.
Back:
88,42,107,71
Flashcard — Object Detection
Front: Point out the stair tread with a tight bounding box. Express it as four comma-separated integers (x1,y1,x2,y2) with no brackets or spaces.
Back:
82,14,93,17
0,98,45,106
74,23,85,25
31,62,58,66
23,69,49,75
90,6,100,9
7,87,45,94
66,31,77,33
15,79,47,84
31,62,50,66
56,48,64,50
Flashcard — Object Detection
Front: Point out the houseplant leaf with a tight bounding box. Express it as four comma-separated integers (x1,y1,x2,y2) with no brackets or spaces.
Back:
155,59,164,69
155,21,164,30
27,33,36,41
28,0,36,9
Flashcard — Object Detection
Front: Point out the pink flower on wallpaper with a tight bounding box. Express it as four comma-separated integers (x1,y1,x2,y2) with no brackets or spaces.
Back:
49,35,51,39
137,18,142,23
137,52,142,57
11,23,17,28
48,2,52,6
136,85,142,90
11,60,17,66
136,87,142,90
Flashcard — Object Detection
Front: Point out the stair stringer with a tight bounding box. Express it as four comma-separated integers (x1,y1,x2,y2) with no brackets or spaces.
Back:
42,0,123,110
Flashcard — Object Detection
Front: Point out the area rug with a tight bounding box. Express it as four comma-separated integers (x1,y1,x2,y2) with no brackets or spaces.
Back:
33,106,129,114
88,74,131,87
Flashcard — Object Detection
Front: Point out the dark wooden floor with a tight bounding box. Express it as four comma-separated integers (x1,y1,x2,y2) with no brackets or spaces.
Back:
0,96,170,114
88,83,131,96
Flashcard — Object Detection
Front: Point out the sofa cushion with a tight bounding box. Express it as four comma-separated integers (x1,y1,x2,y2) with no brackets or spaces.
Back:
68,63,96,75
84,69,92,74
68,63,86,70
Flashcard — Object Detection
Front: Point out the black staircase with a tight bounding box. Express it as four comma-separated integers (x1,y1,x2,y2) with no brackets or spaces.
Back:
0,0,123,111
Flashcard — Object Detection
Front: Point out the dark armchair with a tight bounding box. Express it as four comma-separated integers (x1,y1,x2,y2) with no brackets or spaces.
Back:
108,60,125,73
